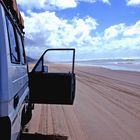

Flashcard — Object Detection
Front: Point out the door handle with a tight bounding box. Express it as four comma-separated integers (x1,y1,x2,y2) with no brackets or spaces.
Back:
14,95,19,109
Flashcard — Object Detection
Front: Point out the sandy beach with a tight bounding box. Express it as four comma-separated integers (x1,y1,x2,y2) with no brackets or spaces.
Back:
22,64,140,140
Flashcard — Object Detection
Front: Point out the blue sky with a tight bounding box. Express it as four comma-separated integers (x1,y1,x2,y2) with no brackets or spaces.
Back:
17,0,140,60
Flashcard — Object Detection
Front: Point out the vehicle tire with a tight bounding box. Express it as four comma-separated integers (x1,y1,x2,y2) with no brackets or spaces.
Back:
21,104,32,128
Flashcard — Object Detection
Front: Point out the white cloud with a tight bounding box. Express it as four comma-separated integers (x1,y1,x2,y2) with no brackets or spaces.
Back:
17,0,111,10
101,0,111,5
77,0,111,5
17,0,77,10
17,0,47,9
104,24,125,40
23,11,98,58
77,0,96,3
126,0,140,6
23,10,140,60
101,21,140,59
46,0,77,9
123,20,140,36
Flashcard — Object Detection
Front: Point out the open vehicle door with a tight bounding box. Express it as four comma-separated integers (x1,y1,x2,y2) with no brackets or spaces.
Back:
29,48,76,105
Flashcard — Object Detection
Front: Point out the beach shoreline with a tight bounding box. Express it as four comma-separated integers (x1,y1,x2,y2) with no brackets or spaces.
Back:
76,59,140,72
24,64,140,140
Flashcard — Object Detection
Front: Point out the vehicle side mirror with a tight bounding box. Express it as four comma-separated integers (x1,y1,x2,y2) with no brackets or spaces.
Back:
43,65,48,73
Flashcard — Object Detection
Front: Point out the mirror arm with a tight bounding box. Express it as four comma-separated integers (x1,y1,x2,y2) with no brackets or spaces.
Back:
72,49,75,74
42,56,44,72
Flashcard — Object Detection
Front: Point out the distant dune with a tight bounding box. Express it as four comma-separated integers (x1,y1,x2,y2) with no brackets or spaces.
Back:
26,56,36,63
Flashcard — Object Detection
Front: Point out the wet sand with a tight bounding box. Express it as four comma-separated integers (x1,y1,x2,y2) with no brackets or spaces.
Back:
22,65,140,140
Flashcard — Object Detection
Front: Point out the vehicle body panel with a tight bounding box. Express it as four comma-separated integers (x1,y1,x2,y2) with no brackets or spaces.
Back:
0,2,29,139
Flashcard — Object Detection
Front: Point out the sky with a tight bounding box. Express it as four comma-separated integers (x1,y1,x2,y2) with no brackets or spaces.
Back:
16,0,140,60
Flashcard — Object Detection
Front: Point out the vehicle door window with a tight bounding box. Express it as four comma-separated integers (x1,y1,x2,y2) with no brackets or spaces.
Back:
16,31,26,64
34,58,43,72
6,17,20,63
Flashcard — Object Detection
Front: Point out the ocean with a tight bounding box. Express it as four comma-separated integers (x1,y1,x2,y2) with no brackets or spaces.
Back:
76,59,140,72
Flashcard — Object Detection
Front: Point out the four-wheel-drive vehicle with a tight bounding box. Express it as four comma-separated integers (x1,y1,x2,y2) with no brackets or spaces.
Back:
0,0,76,140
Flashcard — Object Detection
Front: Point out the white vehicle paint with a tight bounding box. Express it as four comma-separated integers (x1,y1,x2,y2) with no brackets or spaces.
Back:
0,1,31,139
